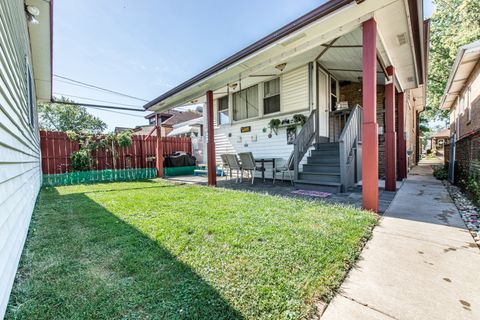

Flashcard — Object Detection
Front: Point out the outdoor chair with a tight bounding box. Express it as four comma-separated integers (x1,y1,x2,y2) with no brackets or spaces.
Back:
220,154,231,179
225,154,242,183
274,152,294,185
238,152,265,184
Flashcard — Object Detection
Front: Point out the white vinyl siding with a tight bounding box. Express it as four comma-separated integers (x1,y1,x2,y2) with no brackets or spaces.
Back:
281,65,309,113
0,1,42,317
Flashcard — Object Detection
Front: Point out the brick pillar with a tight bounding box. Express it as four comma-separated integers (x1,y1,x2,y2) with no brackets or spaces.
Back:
362,18,378,212
206,90,217,186
397,92,407,179
385,66,396,191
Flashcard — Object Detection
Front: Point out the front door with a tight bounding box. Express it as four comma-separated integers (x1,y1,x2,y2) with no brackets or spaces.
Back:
317,68,329,138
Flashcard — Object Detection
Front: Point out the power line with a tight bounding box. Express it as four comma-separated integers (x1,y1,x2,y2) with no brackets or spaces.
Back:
51,99,146,112
53,92,142,108
87,106,146,118
54,74,149,102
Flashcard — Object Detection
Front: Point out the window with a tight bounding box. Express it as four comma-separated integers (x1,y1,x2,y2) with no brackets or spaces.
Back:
330,77,338,111
218,95,230,125
263,78,280,115
26,59,35,127
233,85,258,121
467,86,471,123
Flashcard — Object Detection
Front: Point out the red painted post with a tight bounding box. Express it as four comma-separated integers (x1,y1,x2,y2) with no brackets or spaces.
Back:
206,90,216,186
156,113,164,178
397,92,407,179
385,66,396,191
362,18,379,212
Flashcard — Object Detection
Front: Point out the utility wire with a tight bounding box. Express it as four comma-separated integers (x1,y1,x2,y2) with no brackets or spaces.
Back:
87,106,146,118
51,99,146,112
54,74,149,102
53,92,142,108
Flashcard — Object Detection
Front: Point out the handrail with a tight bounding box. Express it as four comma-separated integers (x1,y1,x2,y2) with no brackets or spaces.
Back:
338,105,362,191
293,109,316,180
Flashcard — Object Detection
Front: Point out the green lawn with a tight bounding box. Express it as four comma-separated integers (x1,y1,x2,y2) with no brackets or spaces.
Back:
6,180,376,319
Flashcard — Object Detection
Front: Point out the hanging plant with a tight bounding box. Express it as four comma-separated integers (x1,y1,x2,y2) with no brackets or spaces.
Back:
293,114,307,126
268,118,281,135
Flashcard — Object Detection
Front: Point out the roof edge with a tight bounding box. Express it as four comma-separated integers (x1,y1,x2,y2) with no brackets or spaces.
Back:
143,0,355,110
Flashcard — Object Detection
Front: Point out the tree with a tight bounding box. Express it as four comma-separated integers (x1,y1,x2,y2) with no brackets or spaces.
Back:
39,97,107,133
425,0,480,121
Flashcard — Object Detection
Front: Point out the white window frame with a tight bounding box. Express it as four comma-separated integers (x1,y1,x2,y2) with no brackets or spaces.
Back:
217,95,230,126
232,84,260,122
467,86,472,123
263,77,281,116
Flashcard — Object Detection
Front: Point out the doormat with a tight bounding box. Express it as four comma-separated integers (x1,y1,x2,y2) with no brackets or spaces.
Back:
291,190,332,198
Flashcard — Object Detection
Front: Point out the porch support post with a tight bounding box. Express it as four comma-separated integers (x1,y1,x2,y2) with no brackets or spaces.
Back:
397,92,407,179
384,66,396,191
206,90,217,186
155,113,164,178
362,18,378,212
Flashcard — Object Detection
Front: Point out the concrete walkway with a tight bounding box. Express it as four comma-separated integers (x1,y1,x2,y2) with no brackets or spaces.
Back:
321,164,480,320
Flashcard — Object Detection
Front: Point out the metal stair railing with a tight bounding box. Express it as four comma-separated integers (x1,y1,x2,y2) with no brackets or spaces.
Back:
293,109,316,180
338,105,362,191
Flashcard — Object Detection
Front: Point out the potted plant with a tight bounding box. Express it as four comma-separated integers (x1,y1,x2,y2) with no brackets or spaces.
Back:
268,118,281,135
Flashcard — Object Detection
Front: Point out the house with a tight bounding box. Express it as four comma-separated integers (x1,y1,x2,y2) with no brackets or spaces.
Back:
0,0,52,317
429,128,450,154
144,0,428,212
133,110,202,136
167,117,203,138
440,40,480,180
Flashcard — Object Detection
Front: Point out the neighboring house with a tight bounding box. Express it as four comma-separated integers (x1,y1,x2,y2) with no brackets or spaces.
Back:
0,0,52,317
441,40,480,179
134,110,201,137
430,128,450,154
168,117,203,138
144,0,428,212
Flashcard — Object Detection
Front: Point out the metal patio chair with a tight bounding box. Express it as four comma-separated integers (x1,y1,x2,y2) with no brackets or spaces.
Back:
274,151,294,185
225,154,242,183
238,152,265,184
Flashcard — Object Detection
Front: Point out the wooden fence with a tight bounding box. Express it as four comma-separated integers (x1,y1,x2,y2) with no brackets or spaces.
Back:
40,131,192,174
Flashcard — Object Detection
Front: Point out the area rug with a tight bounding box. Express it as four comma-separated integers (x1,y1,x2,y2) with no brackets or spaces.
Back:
291,190,332,198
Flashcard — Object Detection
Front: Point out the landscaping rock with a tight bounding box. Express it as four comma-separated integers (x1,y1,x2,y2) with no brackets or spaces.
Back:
444,181,480,247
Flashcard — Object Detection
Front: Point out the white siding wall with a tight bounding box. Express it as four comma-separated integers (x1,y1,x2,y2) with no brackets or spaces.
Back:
0,1,42,316
212,65,311,178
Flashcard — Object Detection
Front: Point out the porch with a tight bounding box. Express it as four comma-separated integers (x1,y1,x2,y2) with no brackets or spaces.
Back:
145,0,427,213
165,174,400,214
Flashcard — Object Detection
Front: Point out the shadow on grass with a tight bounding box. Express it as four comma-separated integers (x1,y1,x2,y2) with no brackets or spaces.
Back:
6,187,243,320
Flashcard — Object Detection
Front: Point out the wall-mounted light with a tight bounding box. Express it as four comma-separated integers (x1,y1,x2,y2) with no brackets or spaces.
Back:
275,63,287,72
25,5,40,24
229,83,238,90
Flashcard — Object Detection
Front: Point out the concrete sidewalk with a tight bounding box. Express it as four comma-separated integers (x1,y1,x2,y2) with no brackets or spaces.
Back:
321,164,480,320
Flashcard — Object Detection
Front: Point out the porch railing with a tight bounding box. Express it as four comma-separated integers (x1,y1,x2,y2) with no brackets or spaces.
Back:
338,105,362,191
293,109,316,180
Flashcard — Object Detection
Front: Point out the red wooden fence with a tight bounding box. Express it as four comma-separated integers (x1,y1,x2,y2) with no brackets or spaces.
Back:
40,131,192,174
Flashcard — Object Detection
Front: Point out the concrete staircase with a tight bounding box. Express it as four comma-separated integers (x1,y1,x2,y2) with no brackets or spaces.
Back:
294,142,342,193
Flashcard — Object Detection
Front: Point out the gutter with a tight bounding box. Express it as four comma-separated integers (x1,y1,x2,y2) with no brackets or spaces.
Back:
407,0,424,86
143,0,356,110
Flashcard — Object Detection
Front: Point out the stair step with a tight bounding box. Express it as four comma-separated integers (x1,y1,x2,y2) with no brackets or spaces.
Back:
307,157,340,164
302,164,340,174
311,149,339,157
294,179,342,193
298,172,341,183
314,142,339,151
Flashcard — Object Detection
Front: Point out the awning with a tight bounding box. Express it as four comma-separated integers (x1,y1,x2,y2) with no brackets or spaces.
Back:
167,125,199,137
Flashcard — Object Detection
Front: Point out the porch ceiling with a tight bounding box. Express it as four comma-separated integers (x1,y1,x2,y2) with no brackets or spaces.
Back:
146,0,423,112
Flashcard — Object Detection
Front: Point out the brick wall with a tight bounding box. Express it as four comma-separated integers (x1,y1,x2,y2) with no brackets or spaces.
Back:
339,82,386,178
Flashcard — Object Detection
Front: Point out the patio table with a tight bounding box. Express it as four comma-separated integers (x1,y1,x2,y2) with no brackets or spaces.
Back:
254,158,277,182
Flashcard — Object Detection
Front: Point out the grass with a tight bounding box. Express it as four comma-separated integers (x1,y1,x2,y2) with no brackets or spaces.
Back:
6,180,376,319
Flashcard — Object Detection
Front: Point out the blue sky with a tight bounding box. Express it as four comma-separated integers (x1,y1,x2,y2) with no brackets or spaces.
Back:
53,0,436,131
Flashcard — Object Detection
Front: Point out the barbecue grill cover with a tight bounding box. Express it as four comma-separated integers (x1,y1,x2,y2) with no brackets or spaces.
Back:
164,152,196,167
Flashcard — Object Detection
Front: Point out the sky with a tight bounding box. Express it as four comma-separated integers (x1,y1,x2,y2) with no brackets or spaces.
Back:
53,0,436,131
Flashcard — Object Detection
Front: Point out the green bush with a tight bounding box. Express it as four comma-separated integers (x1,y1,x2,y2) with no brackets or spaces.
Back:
433,166,448,180
70,149,92,171
463,172,480,205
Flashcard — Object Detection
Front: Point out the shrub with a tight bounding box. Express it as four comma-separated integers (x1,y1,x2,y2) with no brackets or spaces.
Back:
70,149,92,171
433,166,448,180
